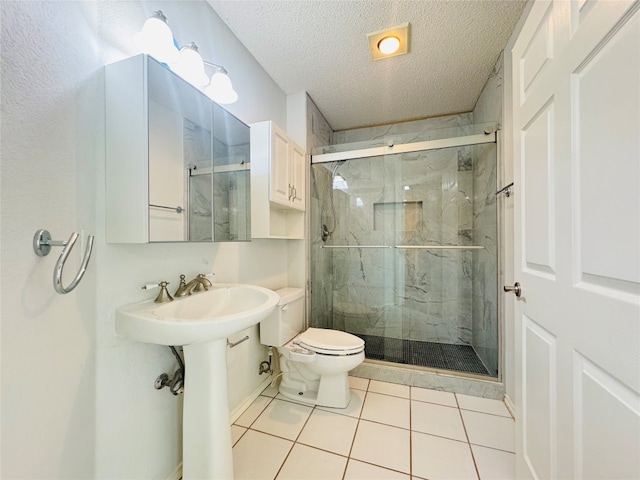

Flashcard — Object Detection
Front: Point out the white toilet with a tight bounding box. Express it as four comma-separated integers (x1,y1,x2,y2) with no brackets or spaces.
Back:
260,287,365,408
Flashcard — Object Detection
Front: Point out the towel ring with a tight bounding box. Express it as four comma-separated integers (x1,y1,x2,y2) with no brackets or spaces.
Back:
33,229,95,294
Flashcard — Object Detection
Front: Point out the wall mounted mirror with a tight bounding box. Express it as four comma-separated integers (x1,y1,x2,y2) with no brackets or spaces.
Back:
105,54,251,243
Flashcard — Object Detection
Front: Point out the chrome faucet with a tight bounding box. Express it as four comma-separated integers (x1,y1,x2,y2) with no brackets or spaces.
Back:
174,273,214,297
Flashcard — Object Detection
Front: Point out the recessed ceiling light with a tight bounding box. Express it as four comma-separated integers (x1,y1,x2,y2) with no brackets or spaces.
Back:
378,36,400,55
367,22,410,61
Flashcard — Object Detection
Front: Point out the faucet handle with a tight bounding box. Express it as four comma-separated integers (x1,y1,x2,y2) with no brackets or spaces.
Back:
142,281,174,303
174,274,188,297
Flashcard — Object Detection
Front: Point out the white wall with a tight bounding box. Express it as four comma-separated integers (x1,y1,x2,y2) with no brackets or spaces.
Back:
1,2,293,478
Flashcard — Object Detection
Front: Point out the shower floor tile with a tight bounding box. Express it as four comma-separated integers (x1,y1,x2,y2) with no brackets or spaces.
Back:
355,334,491,375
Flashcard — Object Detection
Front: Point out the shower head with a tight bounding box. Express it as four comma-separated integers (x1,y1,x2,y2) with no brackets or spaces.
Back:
330,160,346,178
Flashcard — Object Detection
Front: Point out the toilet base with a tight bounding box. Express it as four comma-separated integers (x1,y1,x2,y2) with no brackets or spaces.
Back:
279,358,353,409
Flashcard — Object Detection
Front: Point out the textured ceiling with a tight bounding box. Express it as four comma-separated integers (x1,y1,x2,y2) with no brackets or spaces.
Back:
207,0,527,131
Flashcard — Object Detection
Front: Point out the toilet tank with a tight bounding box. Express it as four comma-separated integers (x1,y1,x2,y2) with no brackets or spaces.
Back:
259,287,305,347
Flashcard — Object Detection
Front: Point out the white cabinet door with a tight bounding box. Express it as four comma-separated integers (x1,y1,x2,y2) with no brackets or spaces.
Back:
270,125,291,207
290,142,306,211
510,1,640,479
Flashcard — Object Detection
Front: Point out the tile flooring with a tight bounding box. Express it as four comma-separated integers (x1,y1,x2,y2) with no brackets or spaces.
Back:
231,377,515,479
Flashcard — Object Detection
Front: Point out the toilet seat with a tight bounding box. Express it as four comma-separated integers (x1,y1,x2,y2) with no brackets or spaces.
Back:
296,328,364,356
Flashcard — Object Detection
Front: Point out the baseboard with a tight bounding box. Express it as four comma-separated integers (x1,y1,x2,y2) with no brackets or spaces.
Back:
167,463,182,480
504,393,516,419
229,375,273,424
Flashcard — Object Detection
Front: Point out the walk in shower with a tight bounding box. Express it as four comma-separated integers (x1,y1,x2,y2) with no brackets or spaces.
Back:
310,124,499,378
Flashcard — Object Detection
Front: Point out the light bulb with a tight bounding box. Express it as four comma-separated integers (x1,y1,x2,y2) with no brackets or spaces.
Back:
209,71,232,90
172,43,209,86
378,36,401,55
205,71,238,104
133,11,178,64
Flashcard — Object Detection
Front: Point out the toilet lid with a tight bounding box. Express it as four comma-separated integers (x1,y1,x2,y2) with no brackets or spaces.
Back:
297,328,365,355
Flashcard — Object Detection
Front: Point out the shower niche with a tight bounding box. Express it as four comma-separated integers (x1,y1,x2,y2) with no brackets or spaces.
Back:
105,54,250,243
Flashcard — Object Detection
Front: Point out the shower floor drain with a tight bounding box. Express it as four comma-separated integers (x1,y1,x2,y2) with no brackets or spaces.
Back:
354,334,491,376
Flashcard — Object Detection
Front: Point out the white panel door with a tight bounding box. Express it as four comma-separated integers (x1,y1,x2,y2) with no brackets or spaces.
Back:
510,1,640,478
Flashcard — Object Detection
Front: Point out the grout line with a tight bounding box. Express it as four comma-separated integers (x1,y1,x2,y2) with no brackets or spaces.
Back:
409,387,413,478
458,406,514,419
231,425,248,447
272,441,295,480
293,405,315,444
457,394,482,480
347,390,365,457
469,442,516,455
345,457,413,477
233,394,274,429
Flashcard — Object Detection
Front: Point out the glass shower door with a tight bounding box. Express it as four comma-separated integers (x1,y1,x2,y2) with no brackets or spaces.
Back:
310,133,498,377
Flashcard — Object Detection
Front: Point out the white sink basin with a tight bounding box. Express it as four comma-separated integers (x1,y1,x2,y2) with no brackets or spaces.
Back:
116,283,279,345
115,283,280,479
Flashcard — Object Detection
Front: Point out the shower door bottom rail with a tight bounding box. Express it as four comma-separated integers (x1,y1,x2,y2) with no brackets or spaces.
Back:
321,245,485,249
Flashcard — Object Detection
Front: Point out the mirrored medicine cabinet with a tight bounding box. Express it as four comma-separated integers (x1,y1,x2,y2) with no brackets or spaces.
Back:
105,54,250,243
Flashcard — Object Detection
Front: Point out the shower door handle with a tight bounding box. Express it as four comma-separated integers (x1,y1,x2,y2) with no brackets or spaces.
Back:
503,282,522,297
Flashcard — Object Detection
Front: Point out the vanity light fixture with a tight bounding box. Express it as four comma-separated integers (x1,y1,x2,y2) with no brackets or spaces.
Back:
134,10,238,104
367,22,410,61
133,10,179,64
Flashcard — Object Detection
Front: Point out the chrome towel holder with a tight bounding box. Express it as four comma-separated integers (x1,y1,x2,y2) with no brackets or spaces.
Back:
33,229,95,294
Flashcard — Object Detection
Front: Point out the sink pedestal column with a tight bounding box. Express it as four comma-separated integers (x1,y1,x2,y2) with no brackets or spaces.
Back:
182,339,233,479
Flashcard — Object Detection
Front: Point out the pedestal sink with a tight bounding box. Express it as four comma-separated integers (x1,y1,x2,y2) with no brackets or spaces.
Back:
116,284,279,479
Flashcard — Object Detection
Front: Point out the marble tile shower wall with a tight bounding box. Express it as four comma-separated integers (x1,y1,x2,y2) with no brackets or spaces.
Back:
327,144,476,345
470,54,504,376
185,121,213,241
471,143,498,375
308,97,334,329
213,142,250,241
310,113,488,346
187,129,250,241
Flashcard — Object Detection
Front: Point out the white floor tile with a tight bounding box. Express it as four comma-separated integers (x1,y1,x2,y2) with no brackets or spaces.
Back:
231,424,247,446
252,398,313,440
261,384,279,397
297,408,359,456
412,432,478,480
234,395,273,427
233,429,292,480
361,392,410,429
411,400,467,442
317,388,366,418
344,459,410,480
471,444,515,480
411,386,458,407
349,376,370,391
369,379,410,398
276,444,347,480
461,410,515,452
456,393,511,417
350,420,411,474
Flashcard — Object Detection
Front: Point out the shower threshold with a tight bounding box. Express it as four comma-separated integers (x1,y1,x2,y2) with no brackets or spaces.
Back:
354,334,491,376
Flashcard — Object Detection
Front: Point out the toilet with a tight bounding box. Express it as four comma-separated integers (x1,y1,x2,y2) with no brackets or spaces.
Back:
260,287,365,408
